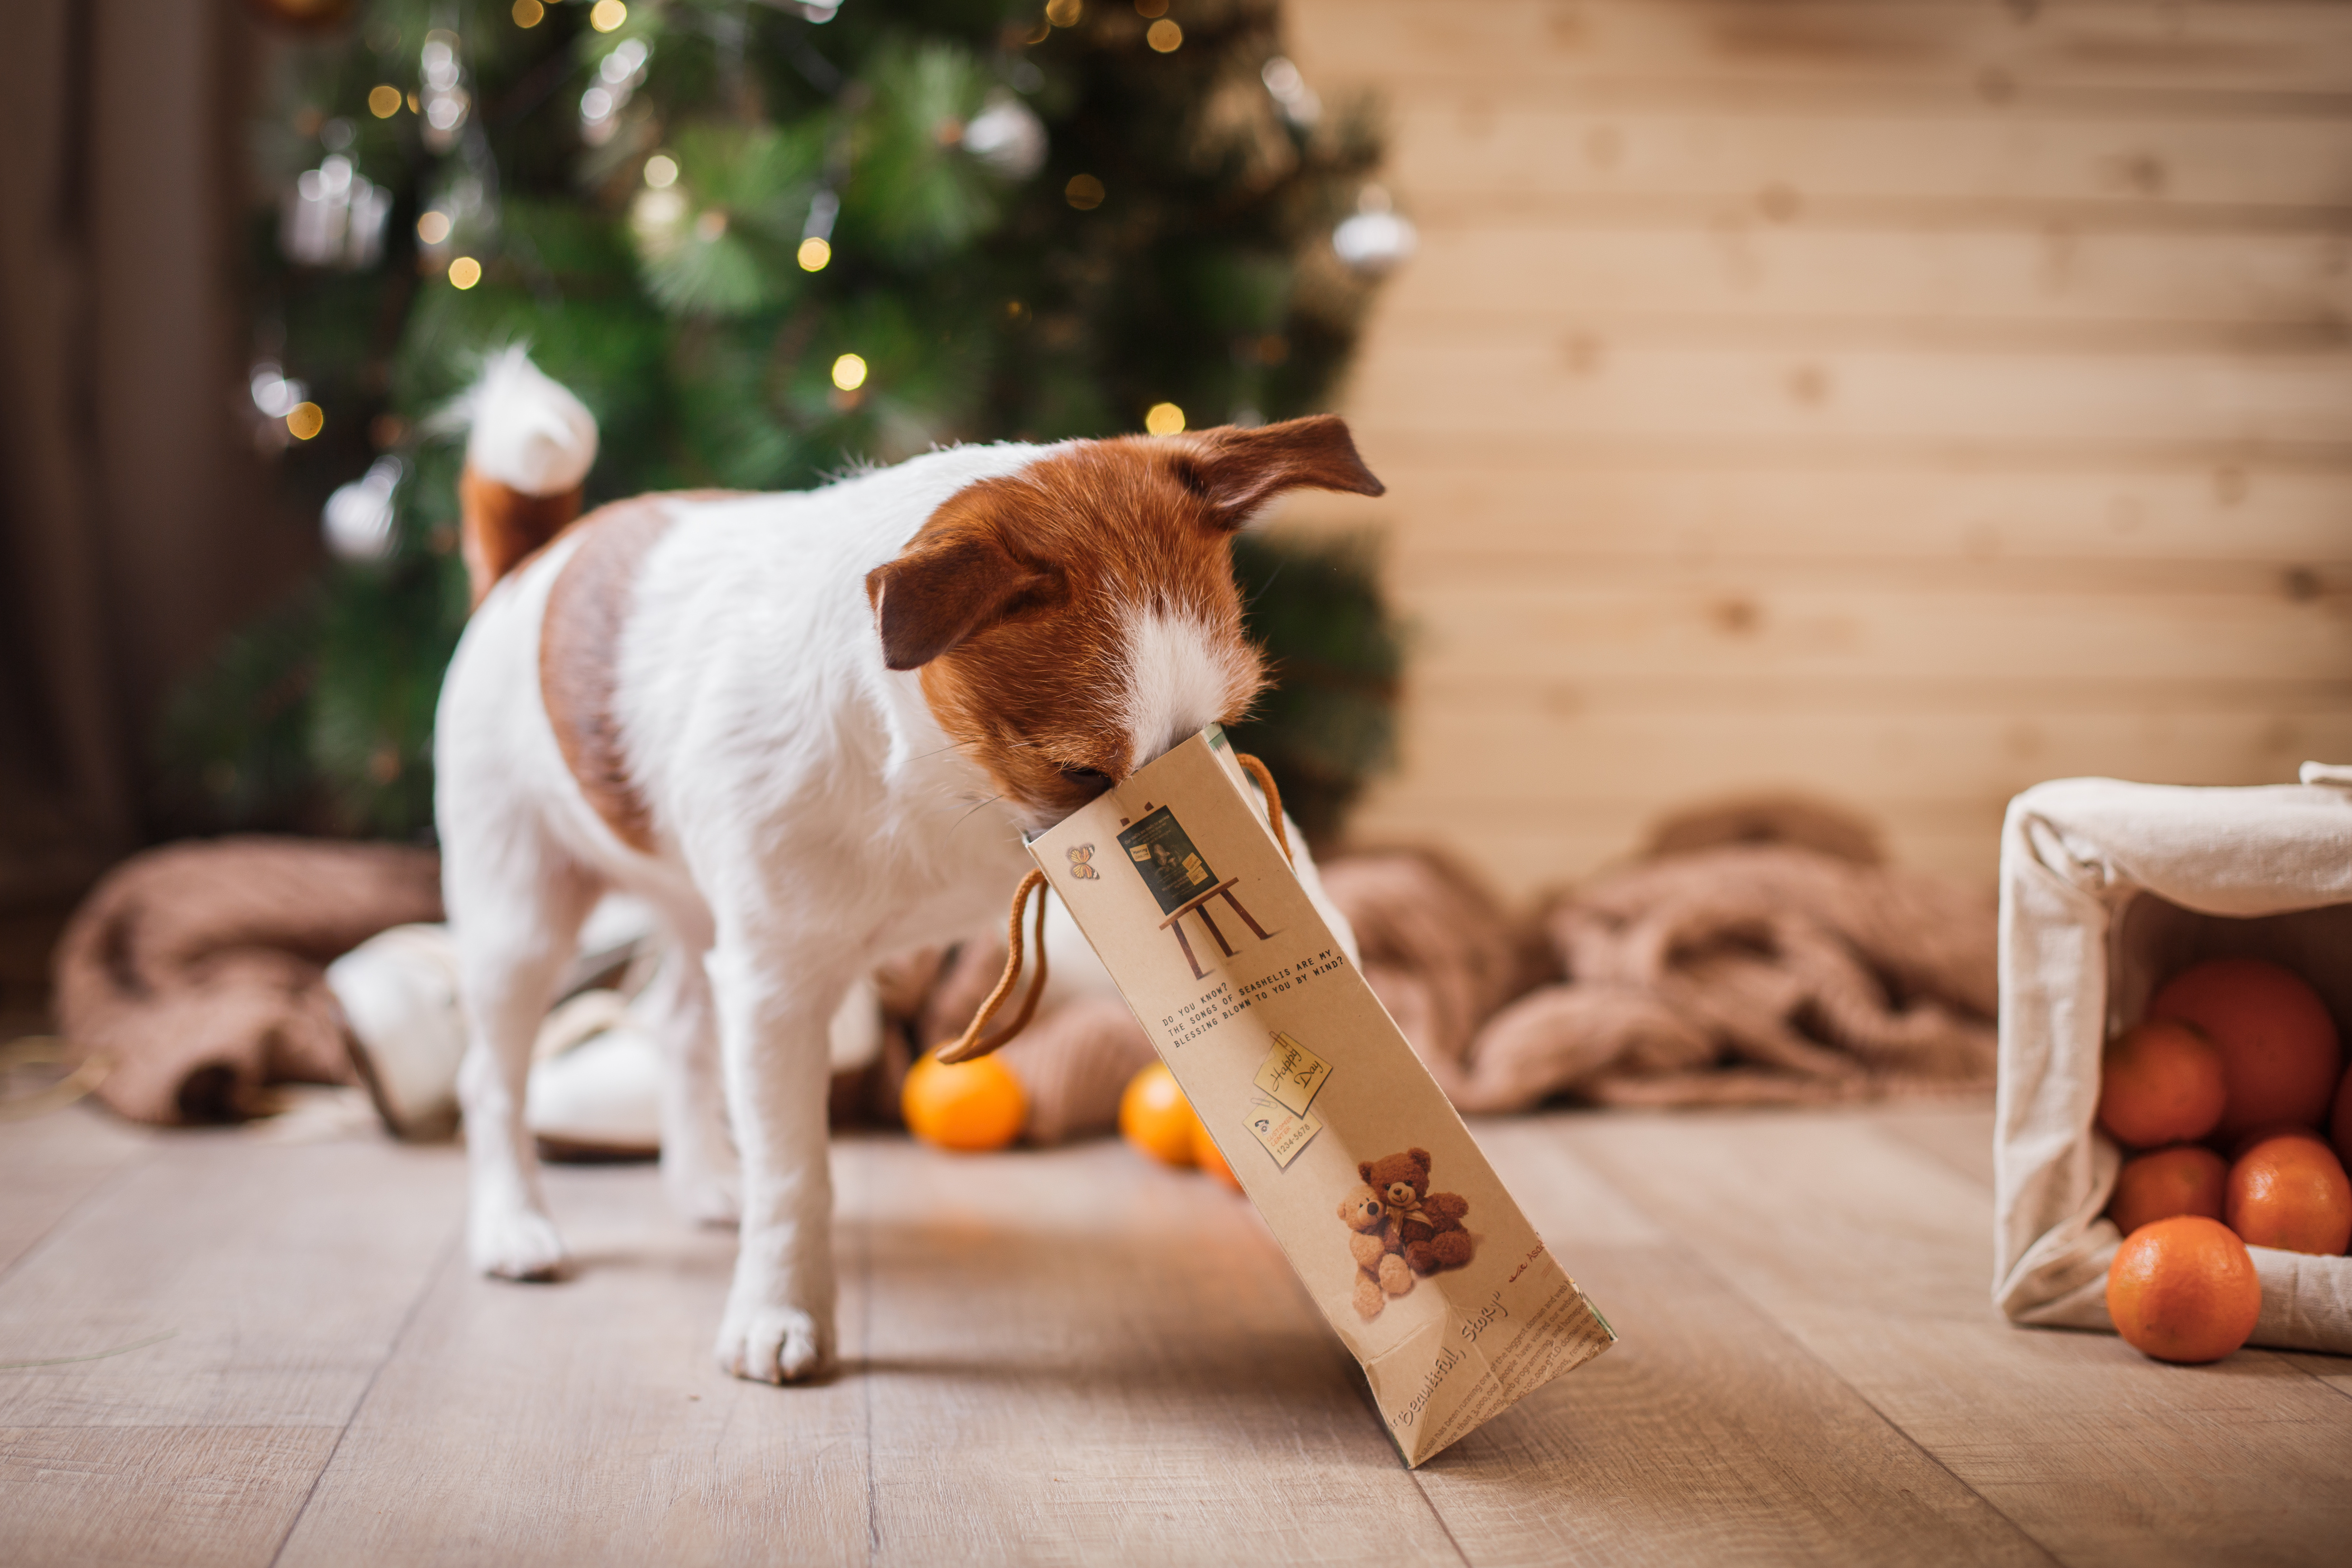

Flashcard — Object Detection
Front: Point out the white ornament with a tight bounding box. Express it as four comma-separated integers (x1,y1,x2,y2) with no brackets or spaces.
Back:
1262,56,1321,128
1333,185,1416,275
419,30,470,154
323,456,406,562
964,91,1048,180
280,154,392,269
582,38,651,146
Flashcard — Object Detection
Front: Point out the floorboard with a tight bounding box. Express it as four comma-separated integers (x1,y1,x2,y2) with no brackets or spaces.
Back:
1568,1112,2352,1568
0,1103,154,1280
1,1103,2345,1566
1424,1123,2056,1568
276,1158,868,1568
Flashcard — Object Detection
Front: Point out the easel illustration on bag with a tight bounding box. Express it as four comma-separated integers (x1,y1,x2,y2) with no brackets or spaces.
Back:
1118,804,1277,979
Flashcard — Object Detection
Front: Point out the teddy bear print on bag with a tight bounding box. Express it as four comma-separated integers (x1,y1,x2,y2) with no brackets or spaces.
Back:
1337,1184,1416,1319
1360,1148,1474,1275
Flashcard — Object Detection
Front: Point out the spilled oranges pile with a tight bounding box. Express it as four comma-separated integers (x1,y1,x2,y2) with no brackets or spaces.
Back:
2100,957,2347,1363
1119,1062,1242,1191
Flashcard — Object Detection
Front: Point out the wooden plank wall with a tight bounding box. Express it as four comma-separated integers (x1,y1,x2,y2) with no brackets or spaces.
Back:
1280,0,2352,897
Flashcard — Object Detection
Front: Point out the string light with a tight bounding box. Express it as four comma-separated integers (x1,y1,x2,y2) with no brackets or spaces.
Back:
1065,173,1105,210
1145,402,1185,435
797,237,832,271
643,154,678,188
1147,19,1182,51
591,0,628,32
367,85,402,118
832,354,868,391
512,0,544,25
448,255,482,288
287,402,325,440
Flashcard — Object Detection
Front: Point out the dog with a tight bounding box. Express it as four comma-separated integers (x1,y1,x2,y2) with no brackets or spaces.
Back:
436,349,1384,1383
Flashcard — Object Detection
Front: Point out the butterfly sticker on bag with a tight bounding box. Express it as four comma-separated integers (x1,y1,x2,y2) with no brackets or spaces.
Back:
1066,844,1100,880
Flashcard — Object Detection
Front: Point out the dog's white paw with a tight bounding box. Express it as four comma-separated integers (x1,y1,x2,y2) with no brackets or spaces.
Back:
714,1303,831,1384
470,1206,569,1281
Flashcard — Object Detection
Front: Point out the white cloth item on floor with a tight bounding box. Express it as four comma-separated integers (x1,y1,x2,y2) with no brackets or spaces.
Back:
1995,766,2352,1355
526,992,663,1155
331,894,660,1139
327,924,467,1139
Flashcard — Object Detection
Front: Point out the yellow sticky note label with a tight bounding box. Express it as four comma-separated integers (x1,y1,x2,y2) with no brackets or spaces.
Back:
1243,1093,1322,1168
1252,1031,1330,1117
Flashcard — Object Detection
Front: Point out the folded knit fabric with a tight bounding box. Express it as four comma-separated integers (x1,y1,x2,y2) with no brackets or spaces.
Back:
52,837,444,1123
1439,844,1997,1113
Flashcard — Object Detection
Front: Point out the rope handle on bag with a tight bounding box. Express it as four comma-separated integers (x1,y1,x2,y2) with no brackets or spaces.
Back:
937,751,1291,1063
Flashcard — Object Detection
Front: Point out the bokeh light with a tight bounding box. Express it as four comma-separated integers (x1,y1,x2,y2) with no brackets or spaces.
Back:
832,354,868,391
643,154,678,189
1065,173,1105,210
1145,402,1185,435
797,237,832,272
590,0,628,33
512,0,545,26
286,402,325,440
416,210,452,245
367,85,402,118
1147,20,1182,52
448,255,482,289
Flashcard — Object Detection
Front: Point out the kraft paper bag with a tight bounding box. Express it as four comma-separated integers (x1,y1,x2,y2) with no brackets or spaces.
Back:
1029,727,1615,1465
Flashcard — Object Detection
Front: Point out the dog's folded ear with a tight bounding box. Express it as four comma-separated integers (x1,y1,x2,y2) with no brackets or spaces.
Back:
1176,414,1385,528
867,534,1052,670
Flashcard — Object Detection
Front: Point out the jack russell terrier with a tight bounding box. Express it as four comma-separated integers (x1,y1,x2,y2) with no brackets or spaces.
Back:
436,350,1383,1382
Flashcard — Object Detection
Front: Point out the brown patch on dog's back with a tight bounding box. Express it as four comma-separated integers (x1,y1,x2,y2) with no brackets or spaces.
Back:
540,498,674,852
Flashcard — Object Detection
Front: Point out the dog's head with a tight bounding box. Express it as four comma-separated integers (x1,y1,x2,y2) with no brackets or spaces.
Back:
867,417,1382,827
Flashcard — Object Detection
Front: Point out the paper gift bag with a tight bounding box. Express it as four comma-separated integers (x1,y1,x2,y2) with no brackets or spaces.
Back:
1027,727,1615,1465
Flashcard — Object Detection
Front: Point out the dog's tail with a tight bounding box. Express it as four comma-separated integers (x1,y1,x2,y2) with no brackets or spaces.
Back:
453,347,598,607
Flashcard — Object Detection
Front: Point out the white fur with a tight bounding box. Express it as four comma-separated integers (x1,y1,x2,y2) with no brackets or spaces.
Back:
1116,605,1260,776
436,359,1358,1386
461,347,598,495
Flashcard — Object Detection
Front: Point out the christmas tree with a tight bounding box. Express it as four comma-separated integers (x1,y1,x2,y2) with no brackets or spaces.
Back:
172,0,1409,844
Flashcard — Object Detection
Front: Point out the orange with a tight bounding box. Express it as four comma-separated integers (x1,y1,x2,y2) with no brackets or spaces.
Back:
2109,1146,2226,1237
900,1051,1026,1153
2105,1215,2262,1364
2095,1018,2226,1149
1191,1116,1243,1191
1119,1062,1198,1168
2150,958,2340,1140
2225,1132,2352,1256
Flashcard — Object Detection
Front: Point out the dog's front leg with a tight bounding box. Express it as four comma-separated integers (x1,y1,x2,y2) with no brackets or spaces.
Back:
706,934,843,1383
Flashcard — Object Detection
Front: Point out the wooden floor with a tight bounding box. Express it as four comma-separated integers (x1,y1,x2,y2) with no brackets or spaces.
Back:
3,1099,2347,1567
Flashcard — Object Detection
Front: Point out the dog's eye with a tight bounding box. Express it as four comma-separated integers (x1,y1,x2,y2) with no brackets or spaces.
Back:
1059,765,1113,799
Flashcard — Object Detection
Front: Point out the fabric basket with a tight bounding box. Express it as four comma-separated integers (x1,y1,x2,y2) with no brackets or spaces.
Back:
1995,763,2352,1355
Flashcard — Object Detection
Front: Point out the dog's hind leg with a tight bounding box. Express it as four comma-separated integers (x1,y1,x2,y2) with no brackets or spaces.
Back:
446,824,600,1281
640,935,740,1227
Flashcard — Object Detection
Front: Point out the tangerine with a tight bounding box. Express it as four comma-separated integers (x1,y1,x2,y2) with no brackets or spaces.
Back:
2095,1019,2226,1148
900,1050,1026,1153
2105,1214,2262,1364
1191,1117,1243,1191
2108,1146,2226,1236
1119,1062,1198,1168
2226,1132,2352,1256
2149,958,2340,1140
